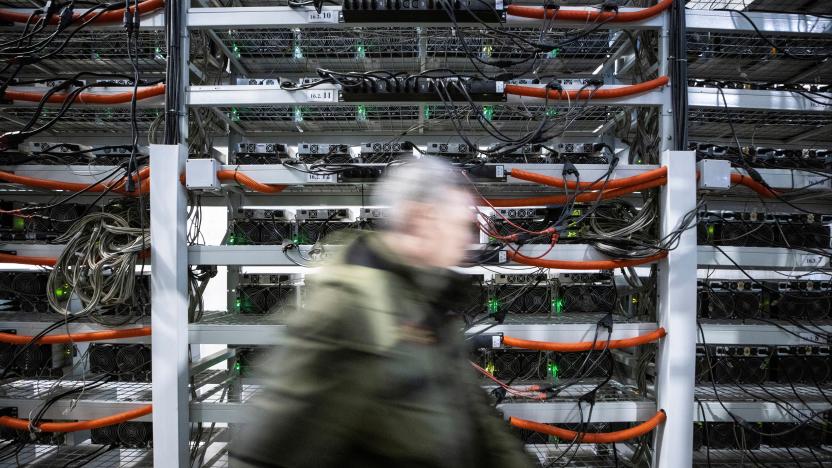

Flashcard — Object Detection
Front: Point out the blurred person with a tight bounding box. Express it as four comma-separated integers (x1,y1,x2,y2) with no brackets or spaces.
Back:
230,158,535,468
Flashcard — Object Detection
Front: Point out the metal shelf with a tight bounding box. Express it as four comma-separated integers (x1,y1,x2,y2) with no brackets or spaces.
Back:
693,446,832,468
697,245,831,270
695,384,832,422
0,312,151,344
0,445,153,468
189,312,657,345
0,29,169,78
0,379,152,422
689,87,831,113
686,7,832,34
698,320,832,346
186,5,665,30
0,107,161,136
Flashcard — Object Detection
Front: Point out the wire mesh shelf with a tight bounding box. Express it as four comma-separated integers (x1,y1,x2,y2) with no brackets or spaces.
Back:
693,446,832,467
0,107,161,135
215,104,624,135
687,31,832,83
0,378,152,402
688,107,832,143
0,444,153,468
216,27,616,76
685,0,830,14
695,384,832,403
0,30,169,78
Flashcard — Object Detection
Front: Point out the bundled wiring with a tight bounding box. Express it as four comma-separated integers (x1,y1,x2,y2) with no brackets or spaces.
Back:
508,249,667,269
501,327,666,352
509,410,666,443
0,252,56,266
0,0,163,24
0,167,150,194
0,405,152,432
46,211,150,324
3,82,165,104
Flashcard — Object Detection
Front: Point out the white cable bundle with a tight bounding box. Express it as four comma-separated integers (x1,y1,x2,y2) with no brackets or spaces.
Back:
47,211,149,325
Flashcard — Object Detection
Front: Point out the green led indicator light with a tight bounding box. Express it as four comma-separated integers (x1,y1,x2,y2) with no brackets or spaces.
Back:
566,230,578,238
293,44,304,59
228,235,238,245
571,209,582,216
356,105,368,122
552,298,564,315
547,362,559,382
487,298,500,314
55,285,70,298
355,43,366,59
480,44,493,59
234,298,241,310
234,362,241,373
12,217,25,231
229,108,240,122
485,361,496,375
231,43,241,59
293,106,304,123
632,296,639,304
482,105,494,122
423,106,431,120
706,224,715,238
547,48,559,59
545,108,558,117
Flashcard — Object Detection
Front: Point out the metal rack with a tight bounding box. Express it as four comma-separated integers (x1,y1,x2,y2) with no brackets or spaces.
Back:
0,1,830,467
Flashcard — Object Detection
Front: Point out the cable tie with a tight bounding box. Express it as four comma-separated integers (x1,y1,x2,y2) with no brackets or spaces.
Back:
599,1,620,13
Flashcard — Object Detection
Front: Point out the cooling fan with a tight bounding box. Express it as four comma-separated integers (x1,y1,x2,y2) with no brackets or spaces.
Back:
774,292,830,320
238,285,290,314
17,345,51,377
258,221,291,244
523,287,550,314
231,221,261,245
738,357,768,384
118,422,152,448
89,344,119,375
91,425,120,445
116,344,151,381
775,355,804,384
560,285,615,313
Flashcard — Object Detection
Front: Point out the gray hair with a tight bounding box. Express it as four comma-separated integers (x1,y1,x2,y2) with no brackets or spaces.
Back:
372,157,468,230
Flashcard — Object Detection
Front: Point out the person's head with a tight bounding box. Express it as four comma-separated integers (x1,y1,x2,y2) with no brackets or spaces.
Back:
373,157,475,268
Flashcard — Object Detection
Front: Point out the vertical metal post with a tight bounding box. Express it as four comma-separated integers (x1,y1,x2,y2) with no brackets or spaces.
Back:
179,0,190,143
150,144,189,467
652,149,697,468
657,13,674,153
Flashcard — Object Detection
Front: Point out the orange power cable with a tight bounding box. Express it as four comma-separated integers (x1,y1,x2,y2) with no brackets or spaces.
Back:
0,405,152,433
0,167,150,194
484,176,667,207
502,327,666,352
505,76,669,101
216,170,288,193
509,166,667,191
507,249,667,270
0,327,151,345
507,0,672,22
0,252,56,266
510,410,666,443
730,173,779,198
5,83,165,105
0,0,164,24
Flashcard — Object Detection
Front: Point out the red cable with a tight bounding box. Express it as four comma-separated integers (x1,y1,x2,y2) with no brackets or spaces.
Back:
0,0,164,24
507,249,667,270
502,327,667,352
5,83,165,105
0,405,152,432
507,0,672,22
509,166,667,190
510,410,666,443
0,327,151,345
483,176,667,207
504,76,669,101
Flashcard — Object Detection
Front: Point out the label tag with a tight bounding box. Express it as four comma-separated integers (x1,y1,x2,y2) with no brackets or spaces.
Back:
307,173,336,183
801,255,824,267
799,333,820,344
305,89,336,102
494,165,505,178
492,335,501,348
306,10,338,23
495,81,505,93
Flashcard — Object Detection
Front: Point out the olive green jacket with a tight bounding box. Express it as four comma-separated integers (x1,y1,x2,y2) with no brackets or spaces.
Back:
230,233,535,468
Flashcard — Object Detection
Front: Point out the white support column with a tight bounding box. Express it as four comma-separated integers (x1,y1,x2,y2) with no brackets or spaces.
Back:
150,144,190,467
653,150,697,468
